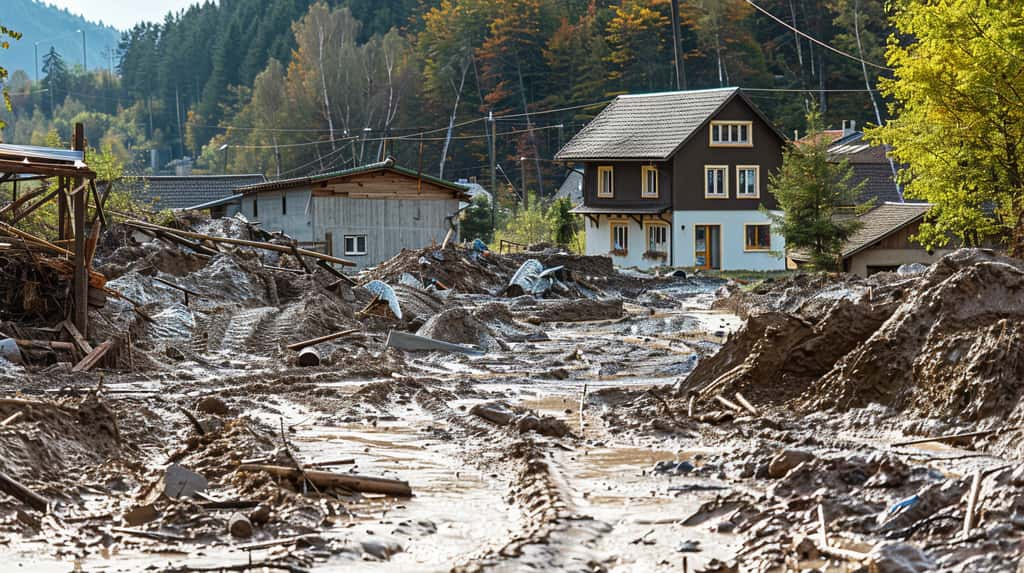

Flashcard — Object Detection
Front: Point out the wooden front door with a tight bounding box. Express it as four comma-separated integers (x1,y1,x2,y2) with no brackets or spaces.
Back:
694,224,721,270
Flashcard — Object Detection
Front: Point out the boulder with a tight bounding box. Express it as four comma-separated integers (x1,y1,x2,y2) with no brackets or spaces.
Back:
767,449,815,479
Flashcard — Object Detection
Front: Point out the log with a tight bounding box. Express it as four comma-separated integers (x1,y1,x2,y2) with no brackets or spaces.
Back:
891,426,1024,447
123,219,356,267
963,470,982,536
734,393,759,417
228,512,253,538
14,339,76,352
286,328,360,352
235,464,412,497
297,347,321,367
0,469,50,511
72,339,113,372
714,395,743,413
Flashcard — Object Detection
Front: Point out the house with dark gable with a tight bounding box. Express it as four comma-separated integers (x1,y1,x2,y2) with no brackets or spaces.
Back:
554,87,787,271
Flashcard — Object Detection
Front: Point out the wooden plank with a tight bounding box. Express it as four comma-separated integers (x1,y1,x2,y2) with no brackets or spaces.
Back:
963,470,982,536
734,393,759,417
286,328,360,352
235,464,412,497
62,319,93,355
72,123,89,337
891,425,1024,447
72,339,113,373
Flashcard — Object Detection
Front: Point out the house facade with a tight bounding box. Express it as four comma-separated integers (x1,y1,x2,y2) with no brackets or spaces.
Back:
555,88,786,271
232,158,468,269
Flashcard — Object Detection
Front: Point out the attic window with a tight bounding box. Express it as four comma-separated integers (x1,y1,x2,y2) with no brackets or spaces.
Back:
710,121,752,147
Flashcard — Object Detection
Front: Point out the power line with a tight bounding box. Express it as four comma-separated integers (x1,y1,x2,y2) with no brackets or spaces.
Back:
742,0,893,71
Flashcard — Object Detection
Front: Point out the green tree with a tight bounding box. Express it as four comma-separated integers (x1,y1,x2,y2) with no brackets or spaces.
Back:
461,194,495,243
41,46,69,117
868,0,1024,254
606,0,672,92
767,108,869,270
0,23,22,132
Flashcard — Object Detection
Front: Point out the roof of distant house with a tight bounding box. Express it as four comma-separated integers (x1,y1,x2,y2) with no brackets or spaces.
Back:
790,202,933,262
554,88,783,161
235,157,469,199
555,167,584,206
121,174,267,211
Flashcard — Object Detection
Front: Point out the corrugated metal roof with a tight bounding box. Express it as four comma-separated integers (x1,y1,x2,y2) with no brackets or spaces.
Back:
0,143,84,163
235,157,469,197
555,88,776,161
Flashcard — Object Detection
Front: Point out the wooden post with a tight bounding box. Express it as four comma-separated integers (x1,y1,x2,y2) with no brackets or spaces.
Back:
72,123,89,337
57,177,68,241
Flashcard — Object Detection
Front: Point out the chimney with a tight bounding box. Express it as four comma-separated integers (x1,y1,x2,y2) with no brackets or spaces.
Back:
842,120,857,136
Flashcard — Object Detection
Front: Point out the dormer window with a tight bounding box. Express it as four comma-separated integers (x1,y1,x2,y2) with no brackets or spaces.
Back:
641,166,658,198
710,121,752,147
598,165,614,198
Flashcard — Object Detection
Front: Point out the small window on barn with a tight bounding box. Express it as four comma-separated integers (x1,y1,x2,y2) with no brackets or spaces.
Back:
281,194,287,215
252,198,259,218
710,121,753,147
744,224,771,251
344,235,367,256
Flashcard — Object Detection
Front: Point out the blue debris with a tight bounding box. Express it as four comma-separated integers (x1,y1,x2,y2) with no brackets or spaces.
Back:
888,495,919,515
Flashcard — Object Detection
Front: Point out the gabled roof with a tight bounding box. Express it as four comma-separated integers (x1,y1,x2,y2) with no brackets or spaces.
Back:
235,157,469,199
554,88,784,161
789,202,933,263
121,174,267,211
841,202,933,258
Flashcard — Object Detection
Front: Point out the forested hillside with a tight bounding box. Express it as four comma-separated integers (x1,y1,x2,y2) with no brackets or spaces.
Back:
0,0,892,198
3,0,121,75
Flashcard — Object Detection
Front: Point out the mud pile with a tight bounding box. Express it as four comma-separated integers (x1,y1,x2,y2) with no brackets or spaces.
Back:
681,249,1024,428
366,246,518,294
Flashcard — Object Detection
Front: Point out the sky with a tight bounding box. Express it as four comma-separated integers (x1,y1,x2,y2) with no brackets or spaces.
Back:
46,0,205,30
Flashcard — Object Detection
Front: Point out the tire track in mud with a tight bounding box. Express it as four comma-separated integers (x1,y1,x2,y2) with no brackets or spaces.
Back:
412,386,611,572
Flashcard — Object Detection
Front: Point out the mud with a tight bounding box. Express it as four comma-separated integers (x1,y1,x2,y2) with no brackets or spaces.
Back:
3,219,1024,573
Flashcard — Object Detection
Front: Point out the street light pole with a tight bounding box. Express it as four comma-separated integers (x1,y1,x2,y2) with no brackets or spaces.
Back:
34,43,38,82
488,110,496,238
79,29,86,70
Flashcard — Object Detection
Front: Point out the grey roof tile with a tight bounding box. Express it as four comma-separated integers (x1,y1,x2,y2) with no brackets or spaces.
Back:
554,88,740,161
121,174,267,210
841,202,933,258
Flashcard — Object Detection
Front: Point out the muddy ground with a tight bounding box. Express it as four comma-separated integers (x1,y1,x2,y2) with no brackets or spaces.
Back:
1,222,1023,573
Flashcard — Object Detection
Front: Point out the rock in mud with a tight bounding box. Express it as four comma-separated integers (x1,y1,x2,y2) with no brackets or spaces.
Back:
767,449,814,479
470,401,516,426
654,460,695,476
249,504,271,526
162,463,208,499
195,396,229,415
515,413,570,438
866,542,933,573
361,539,402,560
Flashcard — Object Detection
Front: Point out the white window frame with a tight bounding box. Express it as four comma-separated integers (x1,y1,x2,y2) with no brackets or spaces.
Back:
597,165,614,198
344,234,367,256
736,165,760,199
610,221,629,253
709,120,753,147
704,165,728,199
644,221,669,254
641,165,659,198
743,223,772,252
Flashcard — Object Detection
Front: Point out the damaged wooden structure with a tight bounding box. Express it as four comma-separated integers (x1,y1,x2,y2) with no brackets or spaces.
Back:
0,124,111,370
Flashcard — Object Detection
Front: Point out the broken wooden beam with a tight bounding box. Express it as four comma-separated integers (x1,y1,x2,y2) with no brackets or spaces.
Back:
235,464,412,497
0,469,50,511
714,395,743,413
286,328,360,352
62,319,93,355
734,393,759,417
14,339,76,353
123,219,356,267
72,339,113,373
963,469,982,536
0,411,23,427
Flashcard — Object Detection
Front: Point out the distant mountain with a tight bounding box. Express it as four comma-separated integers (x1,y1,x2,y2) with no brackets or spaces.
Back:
2,0,122,77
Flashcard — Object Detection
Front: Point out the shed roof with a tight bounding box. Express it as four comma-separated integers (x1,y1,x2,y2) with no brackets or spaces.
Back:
554,88,782,161
841,202,933,258
121,174,267,211
0,143,94,178
235,157,469,199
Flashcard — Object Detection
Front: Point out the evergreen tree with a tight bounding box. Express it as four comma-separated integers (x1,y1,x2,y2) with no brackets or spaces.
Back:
766,108,869,270
41,46,69,117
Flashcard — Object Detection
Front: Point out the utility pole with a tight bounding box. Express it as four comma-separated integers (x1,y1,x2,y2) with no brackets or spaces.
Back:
175,85,184,159
520,156,528,211
79,29,86,70
488,111,497,237
34,43,39,82
670,0,686,90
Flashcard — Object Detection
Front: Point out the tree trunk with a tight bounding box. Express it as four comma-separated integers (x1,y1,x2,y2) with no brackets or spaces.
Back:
440,59,469,179
318,24,337,153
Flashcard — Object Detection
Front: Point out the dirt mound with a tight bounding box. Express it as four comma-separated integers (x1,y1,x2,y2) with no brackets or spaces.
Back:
512,297,624,324
808,250,1024,420
366,247,516,294
416,307,502,351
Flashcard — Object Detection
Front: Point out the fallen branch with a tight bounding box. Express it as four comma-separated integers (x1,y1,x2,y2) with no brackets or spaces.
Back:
734,393,759,417
0,469,50,511
892,425,1024,447
235,464,412,497
72,340,113,373
714,395,743,413
0,411,23,427
963,469,982,536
